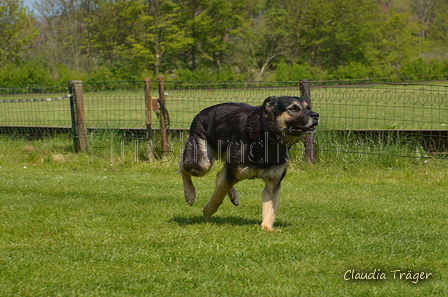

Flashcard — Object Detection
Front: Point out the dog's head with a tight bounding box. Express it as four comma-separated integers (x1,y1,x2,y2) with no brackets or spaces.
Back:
263,96,319,137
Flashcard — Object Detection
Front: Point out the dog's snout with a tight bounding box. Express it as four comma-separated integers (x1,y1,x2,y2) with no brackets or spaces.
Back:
310,111,319,119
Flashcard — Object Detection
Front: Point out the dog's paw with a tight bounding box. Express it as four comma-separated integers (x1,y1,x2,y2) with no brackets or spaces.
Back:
261,225,280,232
261,225,273,231
184,190,196,206
228,187,240,206
203,207,212,220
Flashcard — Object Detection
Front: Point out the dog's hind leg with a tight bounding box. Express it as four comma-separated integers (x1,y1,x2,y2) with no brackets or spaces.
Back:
180,137,213,205
203,166,236,219
181,169,196,206
228,187,240,206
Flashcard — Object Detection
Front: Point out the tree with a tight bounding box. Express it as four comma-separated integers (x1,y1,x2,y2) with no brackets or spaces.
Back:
249,0,292,80
231,0,301,80
297,0,383,69
411,0,435,38
177,0,250,71
8,0,447,83
427,0,448,51
0,0,39,63
374,8,420,67
82,0,155,79
34,0,87,71
148,0,193,75
83,0,194,78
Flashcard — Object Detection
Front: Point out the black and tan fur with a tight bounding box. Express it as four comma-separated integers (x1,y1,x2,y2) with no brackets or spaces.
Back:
180,96,319,231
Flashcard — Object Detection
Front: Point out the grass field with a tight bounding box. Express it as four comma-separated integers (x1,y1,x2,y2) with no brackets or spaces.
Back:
1,138,448,296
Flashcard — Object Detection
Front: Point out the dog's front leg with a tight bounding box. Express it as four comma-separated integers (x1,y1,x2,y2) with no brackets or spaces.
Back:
261,179,281,231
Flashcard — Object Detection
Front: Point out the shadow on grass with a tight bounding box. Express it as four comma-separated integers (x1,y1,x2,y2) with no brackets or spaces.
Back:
170,215,289,228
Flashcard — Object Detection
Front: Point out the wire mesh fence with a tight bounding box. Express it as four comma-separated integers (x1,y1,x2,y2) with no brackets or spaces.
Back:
310,81,448,161
1,80,447,161
312,82,448,130
80,81,148,130
0,85,71,128
162,81,303,129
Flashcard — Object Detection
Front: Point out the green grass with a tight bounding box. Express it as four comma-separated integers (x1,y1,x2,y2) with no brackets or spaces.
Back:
1,138,448,296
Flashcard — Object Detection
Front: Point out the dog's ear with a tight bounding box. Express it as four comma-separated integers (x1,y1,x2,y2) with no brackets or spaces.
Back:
263,96,278,114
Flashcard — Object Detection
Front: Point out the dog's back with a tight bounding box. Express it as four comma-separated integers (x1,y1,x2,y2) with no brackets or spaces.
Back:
189,102,261,145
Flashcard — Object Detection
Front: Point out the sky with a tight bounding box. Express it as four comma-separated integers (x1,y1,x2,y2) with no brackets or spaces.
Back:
23,0,36,10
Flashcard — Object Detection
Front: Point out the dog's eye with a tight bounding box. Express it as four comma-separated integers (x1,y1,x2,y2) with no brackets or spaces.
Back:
289,105,300,112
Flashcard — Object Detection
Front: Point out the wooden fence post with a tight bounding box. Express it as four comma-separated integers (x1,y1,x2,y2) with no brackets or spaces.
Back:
157,77,169,157
68,80,88,152
300,79,315,162
144,78,155,162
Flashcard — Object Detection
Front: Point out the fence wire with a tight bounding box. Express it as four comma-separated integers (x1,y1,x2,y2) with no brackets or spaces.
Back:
311,81,448,160
312,82,448,130
0,85,71,128
162,81,302,129
81,81,147,130
1,80,447,160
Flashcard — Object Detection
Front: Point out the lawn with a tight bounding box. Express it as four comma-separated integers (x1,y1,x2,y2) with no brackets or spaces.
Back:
1,139,448,296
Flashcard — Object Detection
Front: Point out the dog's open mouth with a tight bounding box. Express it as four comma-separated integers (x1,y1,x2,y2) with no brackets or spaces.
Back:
289,124,317,134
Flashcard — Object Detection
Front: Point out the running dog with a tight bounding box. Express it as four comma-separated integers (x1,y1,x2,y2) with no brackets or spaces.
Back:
180,96,319,231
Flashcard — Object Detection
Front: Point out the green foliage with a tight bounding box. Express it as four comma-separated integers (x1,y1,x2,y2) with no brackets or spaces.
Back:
84,0,154,72
374,9,421,67
178,0,250,71
0,58,90,86
0,0,39,64
428,0,448,50
273,62,313,81
174,66,245,81
150,0,193,75
298,0,380,69
332,62,373,80
52,63,82,85
400,58,430,79
0,59,52,86
400,57,448,80
1,0,448,84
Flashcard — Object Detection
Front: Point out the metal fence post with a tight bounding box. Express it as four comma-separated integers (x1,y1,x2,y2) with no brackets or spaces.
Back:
157,77,169,157
68,80,88,152
300,79,315,162
144,78,155,162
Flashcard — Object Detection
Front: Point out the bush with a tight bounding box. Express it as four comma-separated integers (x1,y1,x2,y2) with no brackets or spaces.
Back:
0,58,54,86
331,62,372,80
2,56,447,87
399,57,448,81
273,62,313,81
174,67,244,81
0,57,87,86
53,63,82,85
84,65,115,82
400,58,428,80
367,63,397,81
428,58,448,80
